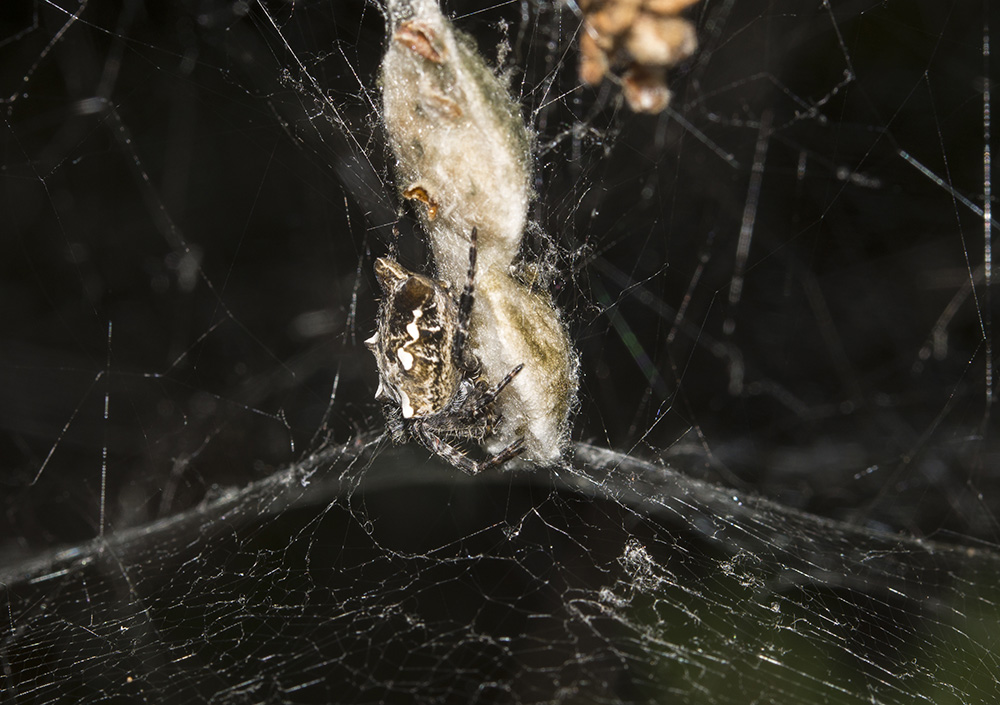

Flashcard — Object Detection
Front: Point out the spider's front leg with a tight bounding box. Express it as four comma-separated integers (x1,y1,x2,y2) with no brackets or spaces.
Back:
411,420,526,474
382,402,408,444
466,363,524,421
481,436,527,471
411,419,482,475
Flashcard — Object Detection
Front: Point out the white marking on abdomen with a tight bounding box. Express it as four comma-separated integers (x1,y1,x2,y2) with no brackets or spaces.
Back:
400,390,414,418
406,308,423,341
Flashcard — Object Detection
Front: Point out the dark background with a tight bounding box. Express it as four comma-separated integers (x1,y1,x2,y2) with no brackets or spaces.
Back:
3,0,994,548
1,2,998,701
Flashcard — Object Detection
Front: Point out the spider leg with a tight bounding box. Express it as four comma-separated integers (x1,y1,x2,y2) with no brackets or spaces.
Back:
468,363,524,420
411,420,482,475
382,402,408,444
479,437,526,472
453,227,477,356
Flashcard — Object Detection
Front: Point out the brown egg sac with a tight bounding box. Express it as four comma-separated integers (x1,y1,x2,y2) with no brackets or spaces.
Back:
577,0,700,113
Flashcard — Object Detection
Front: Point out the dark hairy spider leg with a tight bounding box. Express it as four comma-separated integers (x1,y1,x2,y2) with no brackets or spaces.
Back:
478,437,526,472
412,421,527,475
467,363,524,420
411,419,483,475
383,402,408,444
453,227,477,357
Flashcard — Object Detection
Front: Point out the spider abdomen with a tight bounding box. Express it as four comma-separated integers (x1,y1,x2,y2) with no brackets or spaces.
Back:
367,257,462,419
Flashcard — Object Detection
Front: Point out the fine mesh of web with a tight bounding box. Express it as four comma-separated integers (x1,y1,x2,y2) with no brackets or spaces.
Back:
2,444,999,703
3,443,1000,704
1,1,998,703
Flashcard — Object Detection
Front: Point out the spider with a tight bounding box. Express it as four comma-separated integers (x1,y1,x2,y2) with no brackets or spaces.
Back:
365,229,525,474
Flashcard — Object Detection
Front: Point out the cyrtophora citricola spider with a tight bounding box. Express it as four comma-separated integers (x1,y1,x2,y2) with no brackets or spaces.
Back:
366,230,527,474
376,0,579,467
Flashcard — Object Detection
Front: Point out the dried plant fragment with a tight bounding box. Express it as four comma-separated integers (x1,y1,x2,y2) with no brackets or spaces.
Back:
394,21,443,63
402,185,439,220
623,64,671,113
577,0,700,113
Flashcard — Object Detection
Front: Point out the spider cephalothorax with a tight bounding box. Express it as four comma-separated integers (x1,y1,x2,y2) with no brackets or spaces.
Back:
365,230,525,474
